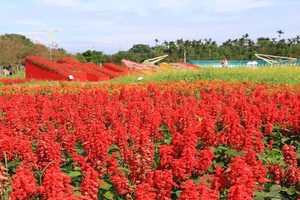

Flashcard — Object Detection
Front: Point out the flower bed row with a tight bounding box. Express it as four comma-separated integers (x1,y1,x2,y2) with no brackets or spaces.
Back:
0,78,29,85
25,56,131,81
1,80,299,95
57,58,131,78
121,59,158,71
0,81,299,199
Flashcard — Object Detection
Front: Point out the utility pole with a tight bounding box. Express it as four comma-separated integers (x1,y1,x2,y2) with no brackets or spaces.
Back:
183,47,186,63
42,29,59,61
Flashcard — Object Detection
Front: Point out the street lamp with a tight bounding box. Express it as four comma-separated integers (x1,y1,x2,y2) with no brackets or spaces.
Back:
42,29,59,61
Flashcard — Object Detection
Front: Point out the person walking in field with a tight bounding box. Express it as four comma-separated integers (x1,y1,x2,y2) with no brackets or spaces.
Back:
221,58,228,68
8,65,13,75
3,67,8,76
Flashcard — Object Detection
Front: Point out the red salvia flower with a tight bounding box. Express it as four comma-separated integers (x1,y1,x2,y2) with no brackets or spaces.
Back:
40,164,75,199
36,133,62,168
284,165,300,185
227,156,257,200
268,164,284,185
80,166,101,200
282,144,297,166
135,183,156,200
107,152,130,195
10,166,39,200
179,180,199,200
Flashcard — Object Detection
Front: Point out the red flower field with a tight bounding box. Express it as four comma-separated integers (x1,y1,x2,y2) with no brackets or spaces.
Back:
0,81,299,199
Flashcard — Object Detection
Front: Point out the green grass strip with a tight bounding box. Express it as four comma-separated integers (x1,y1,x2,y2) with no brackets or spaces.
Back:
111,66,300,86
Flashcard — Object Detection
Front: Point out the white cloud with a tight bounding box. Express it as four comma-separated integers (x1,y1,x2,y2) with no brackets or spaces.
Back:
156,0,196,13
209,0,271,13
75,20,118,30
2,0,299,54
13,20,44,27
155,0,296,15
39,0,81,7
38,0,153,16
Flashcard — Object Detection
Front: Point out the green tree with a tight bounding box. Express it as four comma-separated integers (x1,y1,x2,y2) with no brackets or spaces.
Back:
128,44,154,62
129,44,152,54
276,39,289,56
82,50,105,65
0,33,72,65
255,37,277,55
0,34,34,65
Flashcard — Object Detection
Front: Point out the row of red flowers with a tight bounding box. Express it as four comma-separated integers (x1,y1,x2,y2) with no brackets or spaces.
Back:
0,81,299,199
0,78,29,85
26,56,131,81
0,80,299,95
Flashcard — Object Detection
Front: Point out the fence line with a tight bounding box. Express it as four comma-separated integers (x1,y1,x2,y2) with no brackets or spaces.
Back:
188,59,300,68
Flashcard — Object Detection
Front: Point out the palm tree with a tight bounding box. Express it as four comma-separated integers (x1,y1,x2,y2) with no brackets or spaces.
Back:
277,30,284,39
295,35,300,44
204,38,213,59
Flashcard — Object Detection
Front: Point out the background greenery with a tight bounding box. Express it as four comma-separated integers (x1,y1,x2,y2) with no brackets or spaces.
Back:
1,31,300,66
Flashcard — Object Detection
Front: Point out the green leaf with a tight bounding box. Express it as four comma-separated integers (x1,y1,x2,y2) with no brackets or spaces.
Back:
269,184,281,192
193,177,200,185
175,190,181,198
74,190,81,196
211,146,217,153
7,161,20,168
109,144,119,152
265,191,281,198
254,188,281,200
254,196,264,200
265,148,284,164
99,182,112,190
217,161,225,167
224,149,239,157
118,166,130,174
159,125,169,131
218,146,228,151
281,137,289,143
281,186,295,195
257,153,266,160
272,126,281,131
162,131,172,144
68,171,81,178
164,138,172,144
254,190,265,198
104,191,115,200
270,132,280,137
130,184,136,189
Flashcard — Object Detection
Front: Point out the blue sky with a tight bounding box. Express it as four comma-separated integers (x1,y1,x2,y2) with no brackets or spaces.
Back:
1,0,299,54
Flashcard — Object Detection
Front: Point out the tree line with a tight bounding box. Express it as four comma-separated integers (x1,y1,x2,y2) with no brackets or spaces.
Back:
1,32,300,67
0,34,71,67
